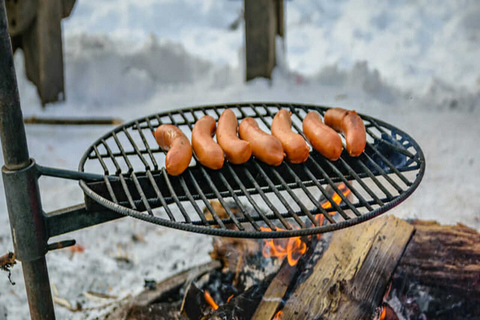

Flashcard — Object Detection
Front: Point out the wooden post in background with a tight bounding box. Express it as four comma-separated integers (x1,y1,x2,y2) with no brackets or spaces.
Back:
244,0,284,81
6,0,76,106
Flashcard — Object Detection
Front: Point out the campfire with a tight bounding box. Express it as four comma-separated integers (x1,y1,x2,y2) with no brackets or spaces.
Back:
107,189,480,320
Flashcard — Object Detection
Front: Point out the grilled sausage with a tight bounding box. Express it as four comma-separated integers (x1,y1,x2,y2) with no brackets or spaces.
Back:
238,117,284,166
271,109,310,163
154,124,192,176
323,108,348,131
217,109,252,164
324,108,366,157
341,111,366,156
191,115,225,170
303,111,343,161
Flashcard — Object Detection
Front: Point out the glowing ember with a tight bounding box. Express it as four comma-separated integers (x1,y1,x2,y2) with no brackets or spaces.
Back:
204,290,219,310
379,306,387,320
273,310,283,320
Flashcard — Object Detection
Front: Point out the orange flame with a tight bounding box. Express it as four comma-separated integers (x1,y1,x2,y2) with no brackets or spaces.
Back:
260,228,306,267
273,310,283,320
379,306,386,320
204,290,219,310
261,183,351,266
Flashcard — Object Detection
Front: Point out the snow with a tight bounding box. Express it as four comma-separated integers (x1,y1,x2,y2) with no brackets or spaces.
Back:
1,0,479,319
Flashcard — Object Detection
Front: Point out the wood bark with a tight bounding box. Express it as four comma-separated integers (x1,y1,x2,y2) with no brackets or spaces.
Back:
281,215,415,320
397,220,480,300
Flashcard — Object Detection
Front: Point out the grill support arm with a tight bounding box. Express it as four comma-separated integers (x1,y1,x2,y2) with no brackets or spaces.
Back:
0,2,56,319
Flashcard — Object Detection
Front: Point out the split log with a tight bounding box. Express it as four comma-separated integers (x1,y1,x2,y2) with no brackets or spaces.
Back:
251,260,297,320
396,220,480,300
281,215,415,319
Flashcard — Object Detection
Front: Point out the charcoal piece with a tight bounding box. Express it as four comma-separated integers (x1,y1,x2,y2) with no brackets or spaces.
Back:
202,274,274,320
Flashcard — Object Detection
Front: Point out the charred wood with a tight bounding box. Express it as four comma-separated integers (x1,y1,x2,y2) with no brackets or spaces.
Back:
397,220,480,300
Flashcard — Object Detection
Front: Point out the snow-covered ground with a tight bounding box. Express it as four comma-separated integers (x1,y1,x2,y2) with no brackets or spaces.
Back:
1,0,479,319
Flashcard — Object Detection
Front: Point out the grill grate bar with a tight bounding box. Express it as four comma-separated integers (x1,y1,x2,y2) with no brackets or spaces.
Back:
362,151,404,194
282,163,334,225
239,167,292,230
198,168,245,230
302,161,351,221
161,169,192,223
101,139,122,174
122,127,151,170
338,157,385,206
119,174,137,209
308,156,362,217
186,171,227,229
111,132,134,173
135,120,159,170
355,159,394,200
226,165,278,231
367,119,416,159
270,165,319,226
365,138,412,187
92,145,109,175
103,175,118,204
178,173,213,227
146,170,176,221
130,172,153,215
254,162,306,229
324,160,374,212
216,167,262,231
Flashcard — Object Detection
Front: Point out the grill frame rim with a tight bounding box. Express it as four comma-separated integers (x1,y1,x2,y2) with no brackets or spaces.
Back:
78,102,426,239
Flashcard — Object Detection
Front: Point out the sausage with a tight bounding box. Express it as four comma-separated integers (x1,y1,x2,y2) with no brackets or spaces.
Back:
154,124,192,176
271,109,310,163
217,109,252,164
341,111,366,156
303,111,343,161
323,108,348,131
238,117,284,166
324,108,366,157
191,115,225,170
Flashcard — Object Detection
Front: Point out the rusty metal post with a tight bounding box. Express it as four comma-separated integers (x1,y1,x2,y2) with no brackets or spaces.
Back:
0,1,56,319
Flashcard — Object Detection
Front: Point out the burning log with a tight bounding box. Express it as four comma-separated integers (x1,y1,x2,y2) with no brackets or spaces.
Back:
250,260,297,320
280,215,414,319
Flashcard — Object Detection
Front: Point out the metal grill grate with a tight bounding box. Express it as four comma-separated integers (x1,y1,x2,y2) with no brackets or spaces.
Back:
78,103,425,238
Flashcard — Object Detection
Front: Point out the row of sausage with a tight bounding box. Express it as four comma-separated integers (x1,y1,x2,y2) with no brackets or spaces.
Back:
154,108,366,176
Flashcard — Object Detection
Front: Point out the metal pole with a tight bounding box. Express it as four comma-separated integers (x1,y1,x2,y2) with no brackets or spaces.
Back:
0,1,56,319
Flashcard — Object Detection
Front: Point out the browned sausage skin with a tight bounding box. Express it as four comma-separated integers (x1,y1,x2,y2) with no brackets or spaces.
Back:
302,111,343,161
238,117,284,166
324,108,366,157
154,124,192,176
191,115,225,170
271,109,310,163
341,111,366,156
217,109,252,164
